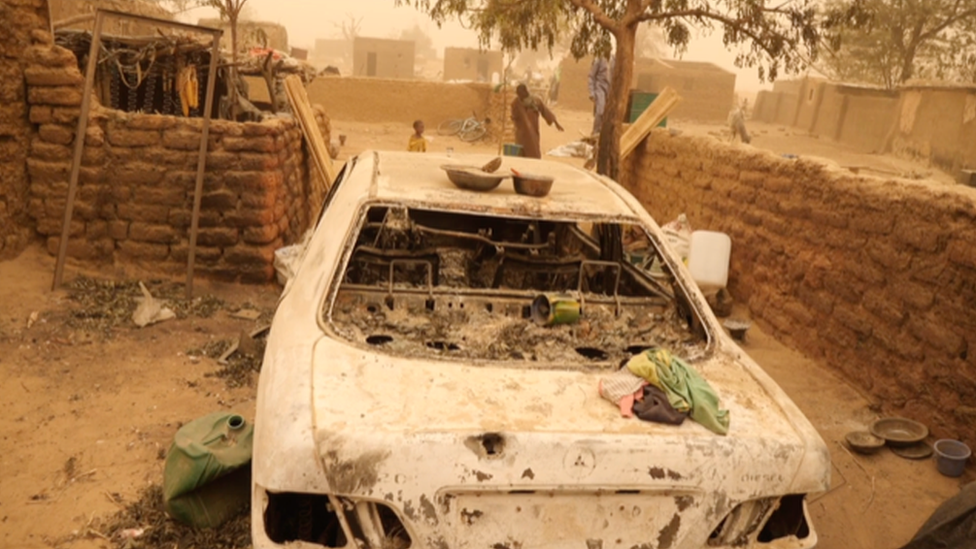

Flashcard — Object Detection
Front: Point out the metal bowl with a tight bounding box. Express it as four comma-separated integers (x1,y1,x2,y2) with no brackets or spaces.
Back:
871,417,929,447
441,165,505,192
512,172,554,197
845,430,885,454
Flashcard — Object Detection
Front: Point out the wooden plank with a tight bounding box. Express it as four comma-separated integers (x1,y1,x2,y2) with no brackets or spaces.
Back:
619,86,682,160
284,75,335,209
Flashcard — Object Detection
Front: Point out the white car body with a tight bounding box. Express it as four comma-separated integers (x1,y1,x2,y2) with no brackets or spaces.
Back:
252,151,830,549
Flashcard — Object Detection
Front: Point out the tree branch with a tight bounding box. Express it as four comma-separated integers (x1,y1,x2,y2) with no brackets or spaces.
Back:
567,0,619,32
637,8,783,59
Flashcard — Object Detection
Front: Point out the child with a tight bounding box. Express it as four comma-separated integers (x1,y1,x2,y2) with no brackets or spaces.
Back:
407,120,427,152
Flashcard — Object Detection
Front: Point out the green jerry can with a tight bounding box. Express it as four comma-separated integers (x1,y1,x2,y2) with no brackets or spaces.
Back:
163,412,254,528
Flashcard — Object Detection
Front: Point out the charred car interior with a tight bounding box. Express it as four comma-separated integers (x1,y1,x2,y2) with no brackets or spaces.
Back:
327,205,710,366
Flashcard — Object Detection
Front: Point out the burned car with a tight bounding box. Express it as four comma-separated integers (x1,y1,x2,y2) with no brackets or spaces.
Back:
252,151,830,549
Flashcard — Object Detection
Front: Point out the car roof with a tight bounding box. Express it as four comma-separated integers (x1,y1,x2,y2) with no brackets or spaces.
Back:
358,150,641,220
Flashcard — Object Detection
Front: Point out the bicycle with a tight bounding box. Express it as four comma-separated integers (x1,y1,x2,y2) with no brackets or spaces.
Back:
437,111,491,142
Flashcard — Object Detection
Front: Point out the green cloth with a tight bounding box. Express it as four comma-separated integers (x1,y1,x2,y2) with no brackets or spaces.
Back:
627,348,730,435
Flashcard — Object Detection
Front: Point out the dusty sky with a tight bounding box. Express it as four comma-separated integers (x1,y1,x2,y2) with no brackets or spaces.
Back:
184,0,780,92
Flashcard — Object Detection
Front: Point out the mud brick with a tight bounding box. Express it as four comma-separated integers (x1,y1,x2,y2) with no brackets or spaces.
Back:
204,151,238,171
170,243,222,264
224,208,274,228
31,139,70,161
30,29,54,46
116,163,164,186
109,220,129,240
241,187,275,209
24,45,77,68
221,136,276,153
224,170,280,193
797,285,834,316
823,273,863,304
241,121,285,136
86,220,108,239
82,145,106,166
163,130,204,151
27,159,69,182
135,186,186,207
38,124,74,145
842,256,885,285
38,217,83,237
849,211,894,235
809,208,848,229
890,278,935,310
84,126,104,147
242,224,280,244
127,114,177,131
763,176,794,193
45,236,98,260
29,106,52,124
24,66,83,87
27,86,82,106
833,301,874,338
224,243,276,265
907,312,967,358
51,107,80,124
201,189,238,210
129,222,178,244
947,236,976,269
239,263,276,284
73,200,97,220
117,240,169,260
107,128,159,147
117,203,170,224
872,322,924,362
197,227,239,247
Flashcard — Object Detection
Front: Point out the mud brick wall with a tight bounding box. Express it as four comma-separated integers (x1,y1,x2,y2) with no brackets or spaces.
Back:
0,0,49,259
621,131,976,447
24,42,320,282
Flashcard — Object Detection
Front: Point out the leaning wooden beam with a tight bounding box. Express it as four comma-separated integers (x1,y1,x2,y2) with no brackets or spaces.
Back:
619,86,682,160
284,74,335,207
185,29,223,300
52,12,104,291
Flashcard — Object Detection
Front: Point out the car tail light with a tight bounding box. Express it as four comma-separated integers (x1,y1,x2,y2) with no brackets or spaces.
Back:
707,495,811,546
264,492,411,548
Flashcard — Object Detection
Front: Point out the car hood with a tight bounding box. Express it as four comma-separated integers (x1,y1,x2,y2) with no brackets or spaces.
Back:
310,336,829,499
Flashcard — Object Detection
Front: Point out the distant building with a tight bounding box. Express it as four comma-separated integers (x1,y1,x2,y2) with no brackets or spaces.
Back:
443,47,503,82
197,19,289,53
352,37,415,79
633,58,736,122
557,55,736,122
312,38,351,73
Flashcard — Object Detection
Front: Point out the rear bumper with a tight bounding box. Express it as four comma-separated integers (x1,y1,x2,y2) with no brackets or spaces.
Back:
252,482,819,549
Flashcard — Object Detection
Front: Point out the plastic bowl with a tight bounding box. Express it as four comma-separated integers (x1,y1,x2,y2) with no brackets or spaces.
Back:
845,430,885,454
870,417,929,447
934,439,971,477
512,173,554,197
441,165,505,192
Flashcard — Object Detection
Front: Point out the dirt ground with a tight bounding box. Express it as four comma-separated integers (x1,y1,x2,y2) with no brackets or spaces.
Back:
0,106,969,549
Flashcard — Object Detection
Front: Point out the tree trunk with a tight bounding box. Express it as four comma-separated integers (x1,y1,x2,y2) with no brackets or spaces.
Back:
596,22,637,180
899,43,918,82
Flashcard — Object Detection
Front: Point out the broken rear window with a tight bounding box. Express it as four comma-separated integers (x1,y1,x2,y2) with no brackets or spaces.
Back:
325,205,707,367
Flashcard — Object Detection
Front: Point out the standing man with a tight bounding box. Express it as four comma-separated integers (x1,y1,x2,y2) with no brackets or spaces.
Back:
588,54,613,136
511,83,564,159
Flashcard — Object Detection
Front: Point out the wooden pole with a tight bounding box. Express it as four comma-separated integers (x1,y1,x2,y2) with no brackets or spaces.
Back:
185,29,223,300
52,11,103,290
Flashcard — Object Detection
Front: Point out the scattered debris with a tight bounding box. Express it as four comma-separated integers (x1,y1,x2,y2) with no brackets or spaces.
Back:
26,311,38,329
229,309,262,321
132,282,176,328
101,485,250,549
63,276,226,336
189,331,268,388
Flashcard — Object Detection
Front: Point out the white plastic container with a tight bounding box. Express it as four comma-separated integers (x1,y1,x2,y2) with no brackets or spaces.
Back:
688,230,732,289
